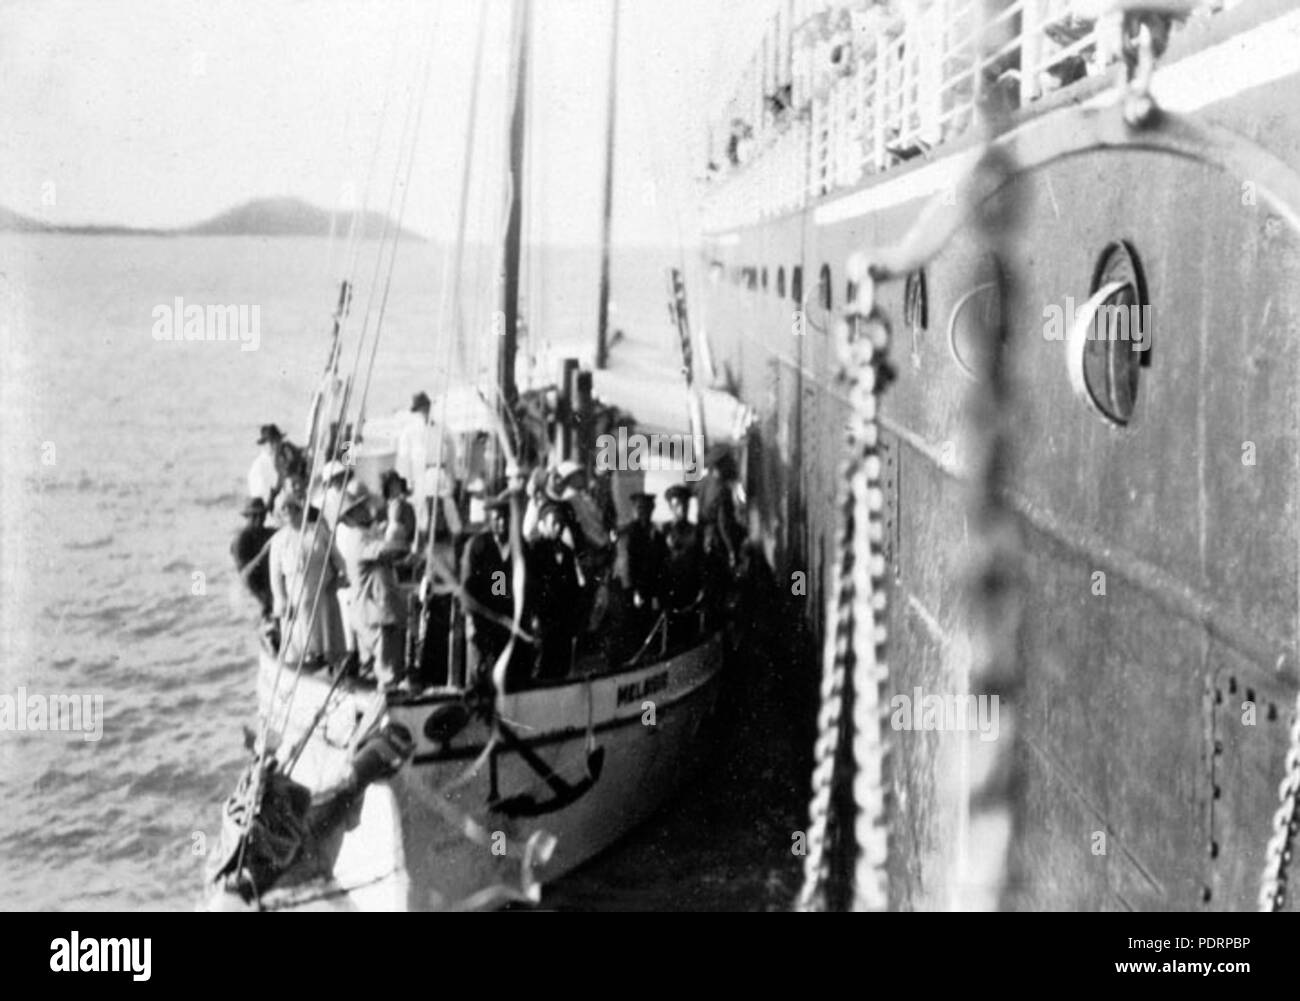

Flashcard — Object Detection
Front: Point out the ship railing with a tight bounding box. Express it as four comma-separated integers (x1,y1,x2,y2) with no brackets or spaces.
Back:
708,0,1122,222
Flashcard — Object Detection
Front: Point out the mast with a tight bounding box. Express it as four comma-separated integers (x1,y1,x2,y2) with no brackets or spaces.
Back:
594,0,620,370
499,0,531,413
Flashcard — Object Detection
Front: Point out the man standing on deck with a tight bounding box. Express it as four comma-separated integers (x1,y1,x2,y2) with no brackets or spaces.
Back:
231,496,276,620
396,390,457,545
698,445,743,571
662,483,705,645
460,495,517,684
248,424,283,507
339,484,410,692
526,502,584,681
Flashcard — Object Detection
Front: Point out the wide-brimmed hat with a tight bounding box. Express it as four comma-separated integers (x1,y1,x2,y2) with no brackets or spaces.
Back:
321,459,347,481
340,480,375,517
257,423,284,445
411,391,432,412
241,496,267,518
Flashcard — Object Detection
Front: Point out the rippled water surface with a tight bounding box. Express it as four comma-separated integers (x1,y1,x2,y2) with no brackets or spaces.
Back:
0,234,808,911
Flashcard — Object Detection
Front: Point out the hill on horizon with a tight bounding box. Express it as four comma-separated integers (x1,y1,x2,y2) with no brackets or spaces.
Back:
0,197,423,240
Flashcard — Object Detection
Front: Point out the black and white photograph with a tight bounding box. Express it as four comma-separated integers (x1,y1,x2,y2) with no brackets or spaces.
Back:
1,0,1298,951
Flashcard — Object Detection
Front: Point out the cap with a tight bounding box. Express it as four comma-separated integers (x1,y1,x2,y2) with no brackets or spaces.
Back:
664,483,693,502
411,391,432,412
629,491,656,505
257,423,284,445
242,496,267,517
484,493,513,514
321,459,347,480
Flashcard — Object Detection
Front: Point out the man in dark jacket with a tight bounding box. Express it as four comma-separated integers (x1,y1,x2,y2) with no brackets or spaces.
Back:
231,497,276,619
460,496,517,683
662,483,705,647
662,484,704,610
617,492,666,645
526,502,583,681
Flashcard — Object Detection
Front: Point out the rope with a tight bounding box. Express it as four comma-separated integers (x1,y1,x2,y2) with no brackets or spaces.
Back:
234,8,441,882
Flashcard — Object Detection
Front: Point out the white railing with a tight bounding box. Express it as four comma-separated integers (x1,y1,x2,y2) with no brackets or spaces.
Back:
703,0,1146,229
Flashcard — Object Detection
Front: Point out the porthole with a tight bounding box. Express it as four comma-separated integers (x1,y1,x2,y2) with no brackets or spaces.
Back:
1067,241,1150,426
791,265,803,303
761,267,769,291
776,267,786,297
819,264,833,310
845,278,859,305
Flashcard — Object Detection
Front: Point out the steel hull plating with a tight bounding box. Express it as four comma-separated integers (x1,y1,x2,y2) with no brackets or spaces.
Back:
702,0,1300,910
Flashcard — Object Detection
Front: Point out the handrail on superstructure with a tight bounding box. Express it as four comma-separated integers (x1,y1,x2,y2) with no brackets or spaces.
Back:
700,0,1228,234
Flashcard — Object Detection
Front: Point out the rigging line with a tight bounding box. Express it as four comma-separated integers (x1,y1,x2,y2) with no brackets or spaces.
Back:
341,24,428,443
355,12,440,431
428,2,490,517
255,0,421,740
324,102,354,292
449,0,491,380
254,9,420,750
259,7,437,756
236,14,434,890
274,13,442,733
340,5,411,290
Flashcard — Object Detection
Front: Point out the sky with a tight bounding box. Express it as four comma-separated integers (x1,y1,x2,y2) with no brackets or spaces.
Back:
0,0,774,246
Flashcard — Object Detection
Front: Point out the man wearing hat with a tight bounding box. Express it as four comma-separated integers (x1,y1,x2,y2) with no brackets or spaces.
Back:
269,490,349,670
611,491,668,656
698,442,744,570
395,390,457,546
230,496,276,620
313,458,349,528
618,492,666,611
525,501,584,680
523,459,607,549
248,424,283,507
339,482,410,691
380,470,418,553
460,493,518,684
662,483,705,630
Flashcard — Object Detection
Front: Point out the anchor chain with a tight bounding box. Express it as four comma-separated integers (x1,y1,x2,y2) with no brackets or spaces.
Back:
1259,692,1300,911
796,290,895,912
953,145,1025,911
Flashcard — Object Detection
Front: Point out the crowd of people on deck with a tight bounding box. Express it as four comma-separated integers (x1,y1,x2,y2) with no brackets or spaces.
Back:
230,395,746,696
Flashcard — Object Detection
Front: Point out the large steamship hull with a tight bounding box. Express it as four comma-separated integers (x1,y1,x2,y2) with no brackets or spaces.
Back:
703,0,1300,910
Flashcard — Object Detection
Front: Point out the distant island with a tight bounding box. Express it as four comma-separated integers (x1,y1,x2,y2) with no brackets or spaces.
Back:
0,197,424,240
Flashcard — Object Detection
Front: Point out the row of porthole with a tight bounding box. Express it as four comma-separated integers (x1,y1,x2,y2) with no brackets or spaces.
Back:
723,262,851,311
722,242,1148,427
